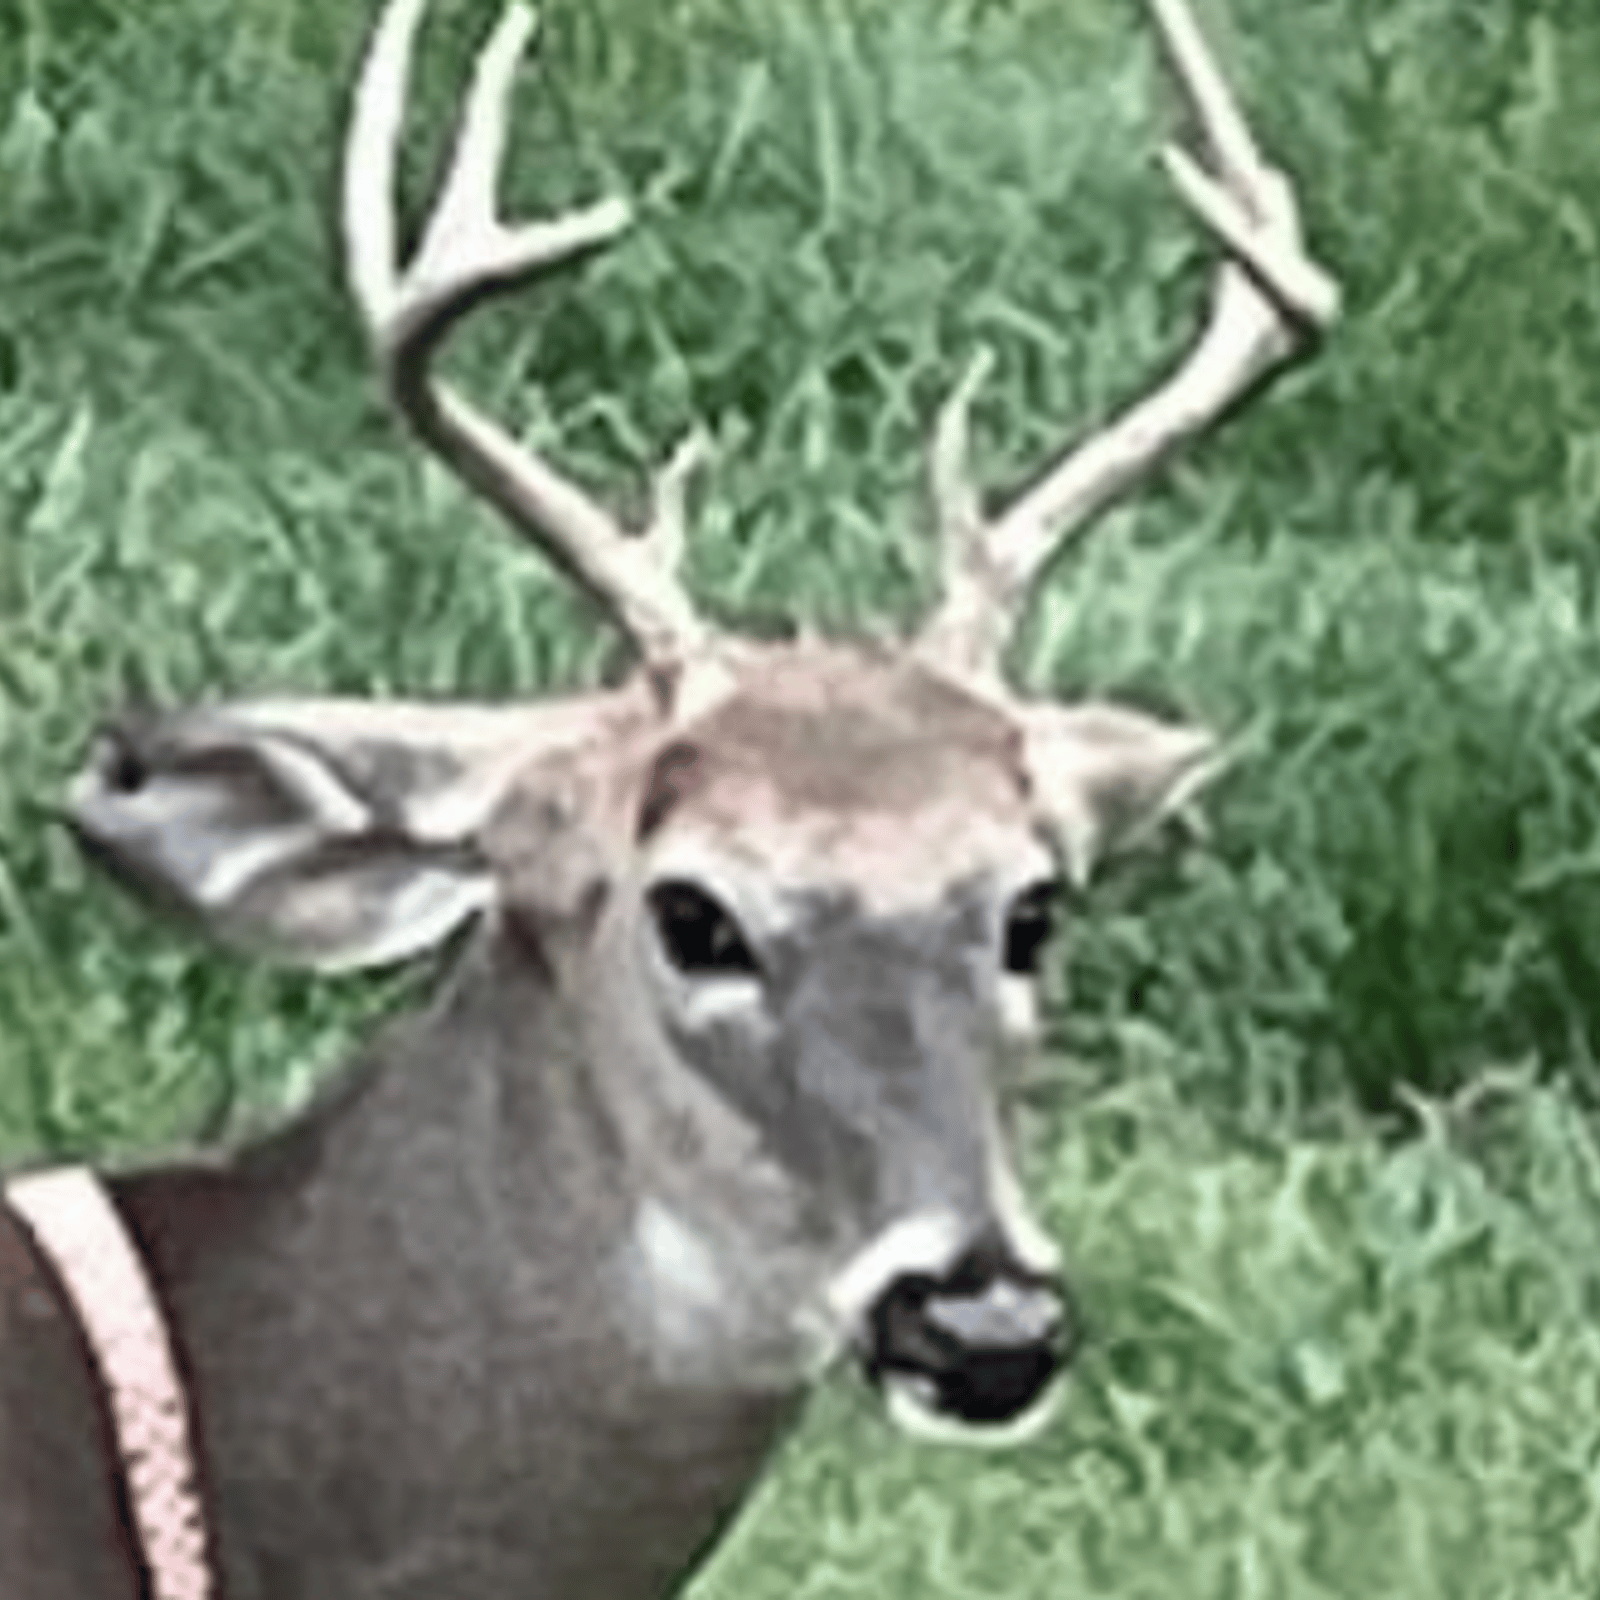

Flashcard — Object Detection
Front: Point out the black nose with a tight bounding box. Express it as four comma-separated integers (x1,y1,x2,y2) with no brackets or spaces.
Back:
865,1253,1073,1424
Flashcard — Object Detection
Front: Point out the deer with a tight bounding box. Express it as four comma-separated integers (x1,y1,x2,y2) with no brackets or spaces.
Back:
0,0,1336,1595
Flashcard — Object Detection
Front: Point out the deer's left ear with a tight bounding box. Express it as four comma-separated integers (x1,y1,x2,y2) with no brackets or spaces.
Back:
65,695,642,972
1020,704,1219,887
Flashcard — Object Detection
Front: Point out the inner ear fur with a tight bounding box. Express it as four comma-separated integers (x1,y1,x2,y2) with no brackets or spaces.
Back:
67,691,648,971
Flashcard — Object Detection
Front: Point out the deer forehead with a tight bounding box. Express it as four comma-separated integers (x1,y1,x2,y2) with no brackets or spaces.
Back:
650,777,1048,918
632,650,1053,916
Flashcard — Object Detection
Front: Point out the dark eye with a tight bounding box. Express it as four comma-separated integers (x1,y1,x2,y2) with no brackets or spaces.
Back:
1003,881,1059,974
648,880,760,976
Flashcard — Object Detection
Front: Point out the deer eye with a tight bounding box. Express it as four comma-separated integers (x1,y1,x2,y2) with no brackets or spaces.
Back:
1003,881,1059,975
648,880,760,977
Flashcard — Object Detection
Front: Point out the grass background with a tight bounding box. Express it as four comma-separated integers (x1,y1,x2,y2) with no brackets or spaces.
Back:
4,0,1600,1592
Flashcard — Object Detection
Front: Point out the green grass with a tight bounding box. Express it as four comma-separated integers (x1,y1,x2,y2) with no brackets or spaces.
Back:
702,1070,1600,1599
4,0,1600,1592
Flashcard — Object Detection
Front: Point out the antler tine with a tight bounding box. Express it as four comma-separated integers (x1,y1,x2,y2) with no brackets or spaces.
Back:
917,0,1339,684
344,0,712,665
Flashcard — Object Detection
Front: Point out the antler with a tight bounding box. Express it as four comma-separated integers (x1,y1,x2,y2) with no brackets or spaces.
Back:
344,0,713,666
917,0,1340,684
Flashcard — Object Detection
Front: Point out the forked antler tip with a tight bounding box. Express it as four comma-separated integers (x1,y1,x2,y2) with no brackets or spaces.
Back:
1146,0,1340,330
372,0,539,51
1140,0,1345,333
339,0,709,665
1158,143,1341,330
916,0,1339,685
1144,0,1262,184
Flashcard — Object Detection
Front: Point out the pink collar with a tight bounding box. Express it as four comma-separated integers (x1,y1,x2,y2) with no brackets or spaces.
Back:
7,1167,214,1600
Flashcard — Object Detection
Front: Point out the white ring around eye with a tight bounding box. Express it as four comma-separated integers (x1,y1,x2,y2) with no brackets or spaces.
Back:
998,974,1039,1041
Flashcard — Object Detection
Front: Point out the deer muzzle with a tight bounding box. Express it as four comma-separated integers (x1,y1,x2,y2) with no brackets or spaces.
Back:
864,1247,1073,1427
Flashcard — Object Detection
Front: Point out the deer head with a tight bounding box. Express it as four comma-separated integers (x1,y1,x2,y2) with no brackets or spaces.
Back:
67,0,1335,1437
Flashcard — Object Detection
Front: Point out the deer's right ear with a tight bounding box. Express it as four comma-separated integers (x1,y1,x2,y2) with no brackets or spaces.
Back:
1021,703,1219,889
66,703,564,972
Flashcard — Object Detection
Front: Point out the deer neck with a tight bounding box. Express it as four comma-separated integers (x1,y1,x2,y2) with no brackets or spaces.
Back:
113,927,821,1400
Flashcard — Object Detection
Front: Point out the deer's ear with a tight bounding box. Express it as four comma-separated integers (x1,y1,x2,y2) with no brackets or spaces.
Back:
65,700,604,972
1021,704,1219,888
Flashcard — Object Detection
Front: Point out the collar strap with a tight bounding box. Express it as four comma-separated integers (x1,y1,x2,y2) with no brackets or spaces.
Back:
6,1167,214,1600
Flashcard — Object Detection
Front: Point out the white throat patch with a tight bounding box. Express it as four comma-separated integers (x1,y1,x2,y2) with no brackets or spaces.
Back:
635,1197,726,1314
616,1198,835,1389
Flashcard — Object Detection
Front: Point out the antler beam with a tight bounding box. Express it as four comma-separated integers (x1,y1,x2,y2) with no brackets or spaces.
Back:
918,0,1340,683
344,0,712,665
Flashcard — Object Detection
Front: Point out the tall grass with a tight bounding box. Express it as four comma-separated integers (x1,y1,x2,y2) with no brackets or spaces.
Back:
4,0,1600,1591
